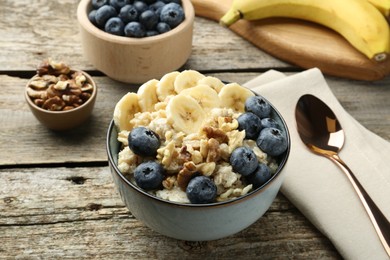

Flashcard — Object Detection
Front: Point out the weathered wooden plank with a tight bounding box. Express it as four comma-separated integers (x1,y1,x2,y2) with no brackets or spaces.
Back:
0,217,341,259
0,167,292,223
1,0,386,259
0,0,289,72
0,216,340,259
0,167,341,259
1,73,389,166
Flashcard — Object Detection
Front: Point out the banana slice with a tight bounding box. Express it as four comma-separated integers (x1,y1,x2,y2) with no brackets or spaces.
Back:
218,83,255,112
180,84,221,111
174,70,205,93
137,79,159,112
113,92,141,131
166,94,206,134
156,71,180,102
198,76,225,93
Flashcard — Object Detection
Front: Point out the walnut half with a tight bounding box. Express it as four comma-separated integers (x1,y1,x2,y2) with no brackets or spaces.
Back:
177,161,198,191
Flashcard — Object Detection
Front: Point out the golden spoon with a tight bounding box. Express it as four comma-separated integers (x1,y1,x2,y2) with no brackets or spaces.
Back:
295,94,390,257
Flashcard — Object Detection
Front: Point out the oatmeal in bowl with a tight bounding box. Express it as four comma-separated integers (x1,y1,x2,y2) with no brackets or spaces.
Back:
107,70,290,240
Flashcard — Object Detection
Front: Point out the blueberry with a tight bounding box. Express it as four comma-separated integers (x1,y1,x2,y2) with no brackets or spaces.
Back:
92,0,109,9
146,30,159,37
230,147,258,176
95,5,117,27
124,21,146,37
150,1,165,13
139,10,159,30
257,127,288,157
105,17,125,35
162,0,181,4
160,3,184,28
143,0,157,4
109,0,130,11
246,163,272,189
128,127,160,156
245,96,271,119
119,5,139,23
186,176,217,204
134,161,164,190
133,1,149,13
237,112,262,139
261,118,280,129
156,22,171,33
88,10,98,25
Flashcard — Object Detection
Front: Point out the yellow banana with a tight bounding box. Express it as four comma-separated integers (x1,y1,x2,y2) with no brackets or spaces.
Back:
220,0,390,62
367,0,390,17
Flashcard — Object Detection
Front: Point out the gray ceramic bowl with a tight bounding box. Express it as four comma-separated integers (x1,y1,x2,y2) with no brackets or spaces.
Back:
106,95,290,241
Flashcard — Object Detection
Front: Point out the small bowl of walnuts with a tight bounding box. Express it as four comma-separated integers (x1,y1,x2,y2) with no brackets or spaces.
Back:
25,59,97,131
77,0,195,84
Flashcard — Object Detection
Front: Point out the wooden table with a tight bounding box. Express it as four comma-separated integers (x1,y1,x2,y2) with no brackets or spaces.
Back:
1,0,389,259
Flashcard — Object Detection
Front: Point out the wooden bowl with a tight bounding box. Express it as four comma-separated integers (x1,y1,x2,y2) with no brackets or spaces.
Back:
25,70,97,131
77,0,195,84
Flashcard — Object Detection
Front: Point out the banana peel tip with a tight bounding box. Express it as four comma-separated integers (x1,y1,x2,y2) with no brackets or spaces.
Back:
219,9,242,27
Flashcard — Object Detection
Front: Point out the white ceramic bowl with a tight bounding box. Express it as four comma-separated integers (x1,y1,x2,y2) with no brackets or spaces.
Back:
106,94,290,241
77,0,195,83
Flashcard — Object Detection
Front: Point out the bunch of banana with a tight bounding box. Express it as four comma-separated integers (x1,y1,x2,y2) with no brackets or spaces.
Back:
368,0,390,18
114,70,254,134
219,0,390,62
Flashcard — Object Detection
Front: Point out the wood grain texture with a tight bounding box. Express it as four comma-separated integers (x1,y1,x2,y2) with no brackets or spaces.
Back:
1,0,389,258
1,73,388,166
0,167,341,259
0,0,288,72
191,0,390,81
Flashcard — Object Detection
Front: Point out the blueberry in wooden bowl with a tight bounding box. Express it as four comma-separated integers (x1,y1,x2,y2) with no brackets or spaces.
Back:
77,0,195,84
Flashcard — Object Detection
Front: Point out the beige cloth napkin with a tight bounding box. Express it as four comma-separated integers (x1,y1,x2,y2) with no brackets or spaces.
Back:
243,68,390,260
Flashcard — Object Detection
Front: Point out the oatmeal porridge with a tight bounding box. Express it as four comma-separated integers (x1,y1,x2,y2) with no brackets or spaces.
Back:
114,70,287,204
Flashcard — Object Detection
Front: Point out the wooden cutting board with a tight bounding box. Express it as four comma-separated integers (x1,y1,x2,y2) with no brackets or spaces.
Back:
191,0,390,81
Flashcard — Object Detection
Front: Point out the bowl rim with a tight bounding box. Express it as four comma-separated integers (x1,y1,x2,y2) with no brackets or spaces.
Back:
106,92,291,208
25,69,97,114
77,0,195,45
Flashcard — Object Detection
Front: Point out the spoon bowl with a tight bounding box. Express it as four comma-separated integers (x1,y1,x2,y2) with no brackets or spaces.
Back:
295,94,390,257
295,94,344,154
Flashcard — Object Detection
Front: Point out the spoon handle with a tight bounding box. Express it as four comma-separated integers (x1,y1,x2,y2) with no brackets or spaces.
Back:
329,154,390,257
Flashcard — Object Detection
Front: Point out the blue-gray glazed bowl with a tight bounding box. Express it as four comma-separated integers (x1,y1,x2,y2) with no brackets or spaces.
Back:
106,95,290,241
